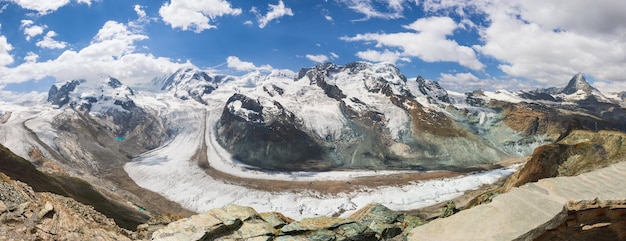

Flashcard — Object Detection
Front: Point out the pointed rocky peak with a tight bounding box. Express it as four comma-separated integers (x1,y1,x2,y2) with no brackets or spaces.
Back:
416,76,450,104
561,73,594,95
48,79,82,107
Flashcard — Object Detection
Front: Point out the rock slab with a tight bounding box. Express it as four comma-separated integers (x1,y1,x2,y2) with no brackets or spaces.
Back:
408,161,626,240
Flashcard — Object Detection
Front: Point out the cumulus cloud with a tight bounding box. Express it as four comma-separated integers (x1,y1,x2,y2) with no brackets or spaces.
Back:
0,20,190,88
20,20,46,41
129,4,154,29
134,4,146,19
11,0,91,15
421,0,626,88
36,31,67,49
341,16,484,70
355,49,409,64
226,56,272,72
0,36,14,67
306,54,329,63
252,0,294,28
438,72,535,92
336,0,415,21
23,51,38,62
159,0,242,32
439,72,479,83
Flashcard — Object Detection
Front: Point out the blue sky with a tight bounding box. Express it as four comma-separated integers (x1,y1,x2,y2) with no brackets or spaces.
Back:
0,0,625,94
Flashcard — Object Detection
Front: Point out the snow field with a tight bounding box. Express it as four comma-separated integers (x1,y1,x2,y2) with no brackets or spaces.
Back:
124,100,518,219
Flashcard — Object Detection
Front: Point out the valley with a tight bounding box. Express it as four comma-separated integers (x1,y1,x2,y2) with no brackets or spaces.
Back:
1,62,626,240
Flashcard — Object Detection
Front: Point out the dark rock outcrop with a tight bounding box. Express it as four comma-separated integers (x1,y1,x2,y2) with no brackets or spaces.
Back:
416,76,450,104
47,80,80,108
217,93,328,171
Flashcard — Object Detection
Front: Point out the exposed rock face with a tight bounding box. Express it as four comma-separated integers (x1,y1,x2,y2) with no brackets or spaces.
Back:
416,76,450,104
217,93,328,171
0,173,133,241
560,73,595,96
0,144,150,230
47,79,80,107
151,203,425,241
503,130,626,191
408,161,626,241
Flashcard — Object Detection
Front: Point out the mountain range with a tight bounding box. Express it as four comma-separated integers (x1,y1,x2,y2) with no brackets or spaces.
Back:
1,61,625,226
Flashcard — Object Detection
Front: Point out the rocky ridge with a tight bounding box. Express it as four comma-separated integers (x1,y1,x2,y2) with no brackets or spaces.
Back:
0,173,133,241
148,203,424,241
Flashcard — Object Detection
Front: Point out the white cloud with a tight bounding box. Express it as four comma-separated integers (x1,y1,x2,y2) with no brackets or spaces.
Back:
306,54,329,63
341,16,484,70
355,49,408,64
253,0,294,28
439,72,479,83
325,15,333,21
23,51,38,62
159,0,242,32
0,4,8,14
226,56,272,72
421,0,626,88
226,56,255,71
336,0,414,21
11,0,90,15
20,20,46,41
330,52,339,59
0,36,14,67
243,20,253,26
129,4,154,29
36,31,67,49
438,72,534,92
134,4,146,19
0,20,190,88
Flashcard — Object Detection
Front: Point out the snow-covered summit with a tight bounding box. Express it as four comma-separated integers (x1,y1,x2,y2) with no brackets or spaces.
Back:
47,77,136,113
561,73,592,95
555,73,612,103
296,62,411,98
155,68,234,104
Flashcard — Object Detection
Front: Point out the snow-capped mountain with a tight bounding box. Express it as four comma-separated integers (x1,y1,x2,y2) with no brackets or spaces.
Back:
48,77,137,112
2,62,626,220
555,73,613,103
154,68,234,104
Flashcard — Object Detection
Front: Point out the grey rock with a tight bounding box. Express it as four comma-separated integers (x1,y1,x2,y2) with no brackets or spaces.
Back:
260,212,292,229
36,202,54,220
280,216,353,234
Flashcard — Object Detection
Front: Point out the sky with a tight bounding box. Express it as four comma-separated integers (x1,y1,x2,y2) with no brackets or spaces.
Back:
0,0,625,96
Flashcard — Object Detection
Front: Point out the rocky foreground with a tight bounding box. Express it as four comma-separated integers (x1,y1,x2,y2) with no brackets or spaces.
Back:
3,161,625,241
0,170,425,241
410,161,626,241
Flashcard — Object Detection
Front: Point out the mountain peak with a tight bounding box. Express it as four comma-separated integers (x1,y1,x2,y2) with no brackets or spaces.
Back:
561,73,593,95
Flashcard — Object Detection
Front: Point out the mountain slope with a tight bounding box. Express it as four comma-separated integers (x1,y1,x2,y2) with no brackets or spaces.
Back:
0,143,149,230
